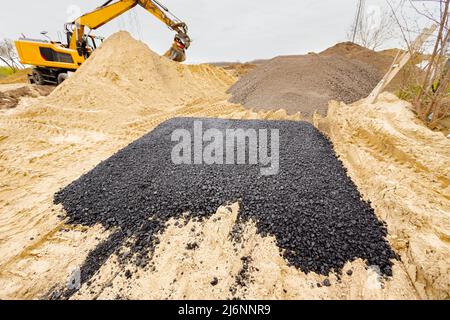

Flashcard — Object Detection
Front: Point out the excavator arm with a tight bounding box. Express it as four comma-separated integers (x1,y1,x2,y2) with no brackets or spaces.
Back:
69,0,190,61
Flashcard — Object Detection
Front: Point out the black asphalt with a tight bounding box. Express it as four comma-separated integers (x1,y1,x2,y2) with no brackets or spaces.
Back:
54,117,396,294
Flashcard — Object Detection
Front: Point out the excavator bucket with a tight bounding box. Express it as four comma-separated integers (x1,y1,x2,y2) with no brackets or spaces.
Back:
163,33,189,62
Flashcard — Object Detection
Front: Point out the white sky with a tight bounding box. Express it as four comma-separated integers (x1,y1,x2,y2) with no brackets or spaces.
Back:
0,0,441,63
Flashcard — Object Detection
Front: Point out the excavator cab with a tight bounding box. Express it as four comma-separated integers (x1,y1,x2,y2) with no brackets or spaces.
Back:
15,36,85,85
83,35,100,58
77,34,103,58
64,23,103,59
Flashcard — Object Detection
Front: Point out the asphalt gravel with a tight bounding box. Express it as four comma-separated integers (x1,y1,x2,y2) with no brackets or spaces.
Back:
54,117,396,293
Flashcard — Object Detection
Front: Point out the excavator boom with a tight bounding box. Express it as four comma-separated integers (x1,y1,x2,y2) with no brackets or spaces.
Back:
76,0,138,30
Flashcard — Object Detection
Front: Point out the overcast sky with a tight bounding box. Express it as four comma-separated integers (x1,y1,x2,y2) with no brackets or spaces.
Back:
0,0,440,63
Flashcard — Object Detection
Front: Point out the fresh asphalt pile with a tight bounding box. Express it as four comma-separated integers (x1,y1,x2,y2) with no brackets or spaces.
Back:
54,117,396,294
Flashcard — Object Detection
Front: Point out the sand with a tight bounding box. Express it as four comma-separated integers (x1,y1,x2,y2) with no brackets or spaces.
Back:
209,62,258,78
72,203,417,300
317,93,450,299
0,31,447,299
0,32,300,299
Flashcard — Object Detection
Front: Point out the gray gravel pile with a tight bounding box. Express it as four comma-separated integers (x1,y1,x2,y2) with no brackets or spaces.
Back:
54,117,396,295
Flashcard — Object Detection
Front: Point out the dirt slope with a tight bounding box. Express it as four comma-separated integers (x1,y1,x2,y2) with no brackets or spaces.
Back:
0,84,53,109
209,62,258,78
0,32,447,300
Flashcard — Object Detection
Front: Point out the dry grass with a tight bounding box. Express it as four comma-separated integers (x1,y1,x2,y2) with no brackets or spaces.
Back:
0,68,30,84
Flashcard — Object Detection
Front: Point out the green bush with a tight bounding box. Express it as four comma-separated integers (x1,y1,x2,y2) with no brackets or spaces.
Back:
0,66,15,78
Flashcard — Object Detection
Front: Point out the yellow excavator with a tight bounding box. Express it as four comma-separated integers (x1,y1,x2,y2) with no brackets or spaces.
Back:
15,0,191,85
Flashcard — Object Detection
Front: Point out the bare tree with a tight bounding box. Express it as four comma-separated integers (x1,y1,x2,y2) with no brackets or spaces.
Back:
0,39,23,71
348,1,397,50
413,0,449,128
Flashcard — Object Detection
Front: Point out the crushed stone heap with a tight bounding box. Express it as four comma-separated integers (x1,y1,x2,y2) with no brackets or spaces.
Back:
55,117,397,297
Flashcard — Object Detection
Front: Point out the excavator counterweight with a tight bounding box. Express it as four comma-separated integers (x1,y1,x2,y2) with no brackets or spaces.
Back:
15,0,191,85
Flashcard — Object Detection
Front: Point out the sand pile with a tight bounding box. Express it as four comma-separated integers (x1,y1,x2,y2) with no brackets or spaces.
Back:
0,84,53,109
209,62,258,78
46,31,237,129
227,52,381,117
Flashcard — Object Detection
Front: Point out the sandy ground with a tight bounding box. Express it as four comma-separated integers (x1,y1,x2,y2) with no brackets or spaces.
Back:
317,93,450,299
71,203,417,300
0,84,28,92
0,32,447,299
0,83,54,109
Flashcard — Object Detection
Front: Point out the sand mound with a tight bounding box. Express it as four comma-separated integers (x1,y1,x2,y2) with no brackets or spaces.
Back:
318,93,450,299
227,53,381,117
48,31,236,117
209,62,258,78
